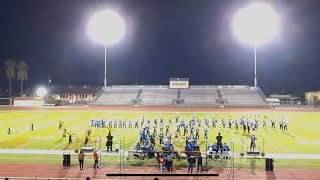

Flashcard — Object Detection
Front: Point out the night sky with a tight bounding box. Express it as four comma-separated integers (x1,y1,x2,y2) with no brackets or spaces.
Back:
1,0,320,96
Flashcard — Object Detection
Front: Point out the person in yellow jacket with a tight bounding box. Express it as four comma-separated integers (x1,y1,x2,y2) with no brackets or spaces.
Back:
175,131,179,142
84,134,89,146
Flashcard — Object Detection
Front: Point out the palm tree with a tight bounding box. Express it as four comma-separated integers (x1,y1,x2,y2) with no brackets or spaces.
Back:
4,60,16,97
16,61,29,96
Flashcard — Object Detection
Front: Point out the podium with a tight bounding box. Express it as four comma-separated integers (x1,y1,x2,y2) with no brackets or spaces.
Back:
81,147,94,153
246,149,260,156
192,146,200,152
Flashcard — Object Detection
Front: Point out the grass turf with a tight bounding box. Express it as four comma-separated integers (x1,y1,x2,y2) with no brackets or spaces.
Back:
0,110,320,168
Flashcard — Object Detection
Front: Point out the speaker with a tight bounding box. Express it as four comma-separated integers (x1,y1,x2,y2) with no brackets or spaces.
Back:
63,153,71,167
265,158,274,171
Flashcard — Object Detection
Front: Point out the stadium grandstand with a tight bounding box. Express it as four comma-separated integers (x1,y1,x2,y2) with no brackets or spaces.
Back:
19,79,267,107
93,78,267,107
93,85,266,107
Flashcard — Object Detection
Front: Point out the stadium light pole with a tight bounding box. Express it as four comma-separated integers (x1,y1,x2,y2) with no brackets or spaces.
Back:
232,2,280,88
87,10,125,88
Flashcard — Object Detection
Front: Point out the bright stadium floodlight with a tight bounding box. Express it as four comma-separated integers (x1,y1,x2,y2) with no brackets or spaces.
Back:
36,87,47,97
232,2,280,88
87,10,125,88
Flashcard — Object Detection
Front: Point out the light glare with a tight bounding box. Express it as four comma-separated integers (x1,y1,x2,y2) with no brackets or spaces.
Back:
232,2,280,46
87,10,125,45
36,87,47,97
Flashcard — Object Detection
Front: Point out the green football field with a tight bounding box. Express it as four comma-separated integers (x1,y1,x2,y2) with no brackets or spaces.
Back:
1,110,320,153
0,109,320,168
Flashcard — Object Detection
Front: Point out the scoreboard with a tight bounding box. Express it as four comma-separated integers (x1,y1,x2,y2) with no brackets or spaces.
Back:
169,78,189,89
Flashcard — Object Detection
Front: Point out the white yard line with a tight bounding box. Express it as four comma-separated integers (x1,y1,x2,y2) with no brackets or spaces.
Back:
50,123,90,150
51,141,69,150
257,129,289,151
286,131,304,139
0,114,79,143
10,115,83,150
227,129,248,150
0,130,33,143
16,139,42,149
129,139,140,151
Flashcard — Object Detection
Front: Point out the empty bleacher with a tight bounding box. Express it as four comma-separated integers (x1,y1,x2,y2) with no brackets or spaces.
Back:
94,85,266,107
94,87,139,105
140,87,177,106
180,86,220,106
219,86,266,106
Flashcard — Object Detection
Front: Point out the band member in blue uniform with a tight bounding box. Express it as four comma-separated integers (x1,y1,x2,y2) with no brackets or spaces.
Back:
250,134,257,151
235,118,239,130
140,118,144,127
135,119,139,128
113,120,117,128
222,118,226,128
160,117,164,127
263,116,267,128
119,120,122,129
166,125,170,136
154,118,158,127
271,116,276,129
212,117,217,128
228,118,233,129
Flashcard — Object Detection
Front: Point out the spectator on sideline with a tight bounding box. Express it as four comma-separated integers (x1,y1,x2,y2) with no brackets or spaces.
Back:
148,144,155,158
78,150,85,170
158,154,166,172
197,153,203,173
187,154,196,173
93,150,99,171
166,153,173,172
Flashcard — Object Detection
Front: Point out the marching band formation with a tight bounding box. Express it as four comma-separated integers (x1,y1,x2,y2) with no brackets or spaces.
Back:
86,113,290,154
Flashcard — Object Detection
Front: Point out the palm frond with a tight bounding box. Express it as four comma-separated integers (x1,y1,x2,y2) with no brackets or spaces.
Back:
16,61,29,82
4,59,17,80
